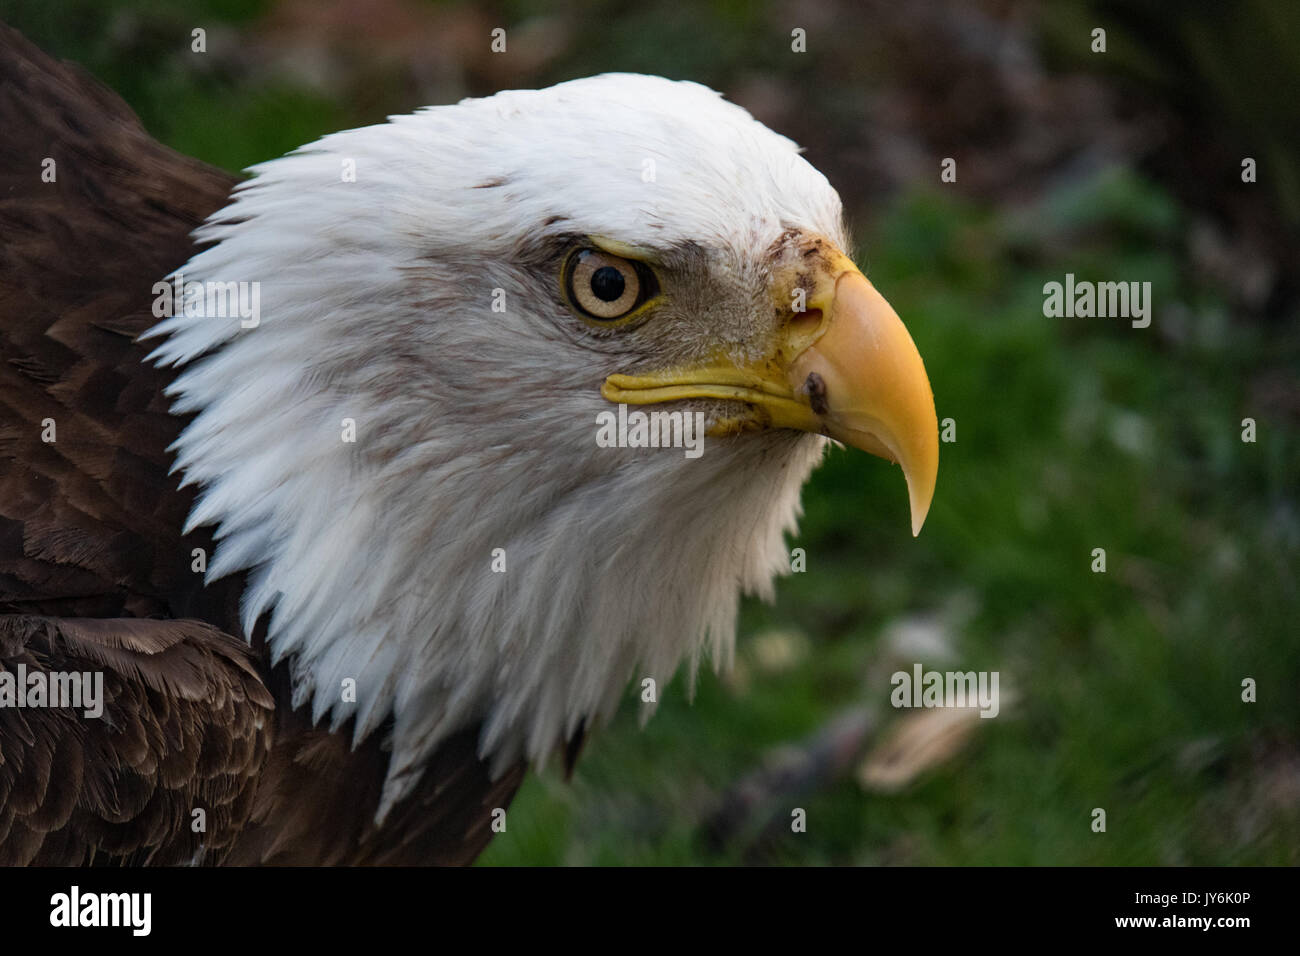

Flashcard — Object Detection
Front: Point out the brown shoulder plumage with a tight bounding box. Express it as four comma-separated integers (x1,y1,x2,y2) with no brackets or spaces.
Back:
0,614,273,865
0,21,240,624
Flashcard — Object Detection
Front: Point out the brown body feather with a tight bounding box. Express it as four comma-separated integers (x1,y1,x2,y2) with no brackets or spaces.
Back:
0,23,523,866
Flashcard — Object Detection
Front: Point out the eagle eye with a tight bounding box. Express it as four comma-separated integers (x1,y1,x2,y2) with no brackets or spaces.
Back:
564,249,657,322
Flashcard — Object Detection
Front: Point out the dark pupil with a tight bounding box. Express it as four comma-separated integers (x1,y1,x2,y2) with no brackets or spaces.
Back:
590,266,625,302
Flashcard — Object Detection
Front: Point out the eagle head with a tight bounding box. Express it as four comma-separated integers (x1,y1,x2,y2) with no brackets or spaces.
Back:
144,73,938,817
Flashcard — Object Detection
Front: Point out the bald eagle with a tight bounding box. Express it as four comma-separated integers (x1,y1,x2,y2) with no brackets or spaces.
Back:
0,25,937,865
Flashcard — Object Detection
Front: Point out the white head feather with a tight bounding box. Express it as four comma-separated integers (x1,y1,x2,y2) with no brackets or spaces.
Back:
145,74,846,818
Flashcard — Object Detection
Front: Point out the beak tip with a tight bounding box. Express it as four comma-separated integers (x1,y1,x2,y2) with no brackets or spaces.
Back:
905,465,936,538
909,501,928,538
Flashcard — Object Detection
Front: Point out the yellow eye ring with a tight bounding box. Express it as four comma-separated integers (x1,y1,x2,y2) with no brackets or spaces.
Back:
562,248,659,325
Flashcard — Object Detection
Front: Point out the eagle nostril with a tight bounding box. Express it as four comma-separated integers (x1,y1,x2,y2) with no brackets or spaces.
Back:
803,371,829,415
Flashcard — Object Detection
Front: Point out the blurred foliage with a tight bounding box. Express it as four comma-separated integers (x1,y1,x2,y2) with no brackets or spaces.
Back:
5,0,343,170
1042,0,1300,225
5,0,1296,865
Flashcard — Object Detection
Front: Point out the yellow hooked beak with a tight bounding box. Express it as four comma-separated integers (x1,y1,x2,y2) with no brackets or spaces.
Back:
601,240,939,536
